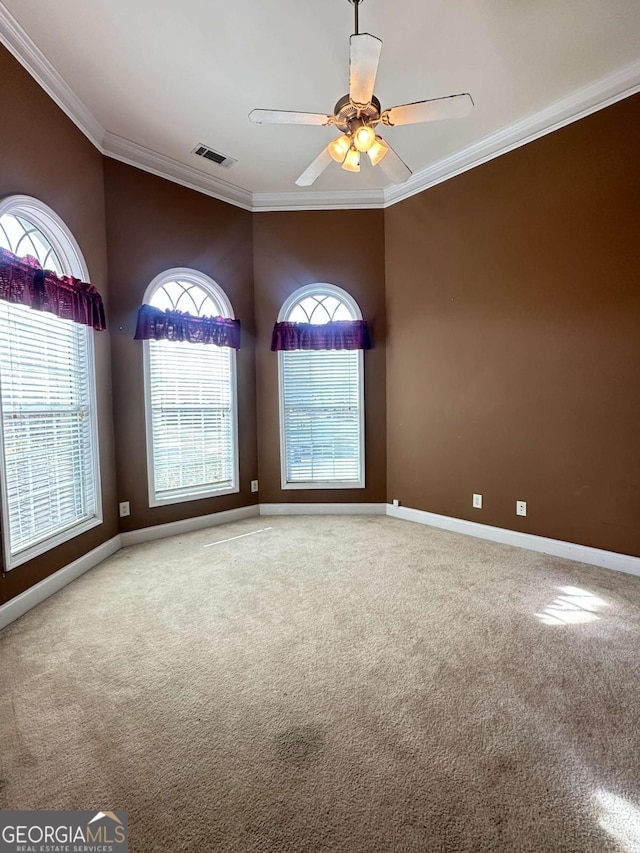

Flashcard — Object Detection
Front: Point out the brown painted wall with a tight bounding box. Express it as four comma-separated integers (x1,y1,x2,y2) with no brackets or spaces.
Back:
0,45,118,603
385,94,640,557
2,33,639,612
104,160,258,531
253,210,386,503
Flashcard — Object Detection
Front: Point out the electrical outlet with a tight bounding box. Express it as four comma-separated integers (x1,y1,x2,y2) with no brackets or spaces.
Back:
473,493,482,509
251,480,259,493
392,499,400,507
516,500,527,517
119,501,130,517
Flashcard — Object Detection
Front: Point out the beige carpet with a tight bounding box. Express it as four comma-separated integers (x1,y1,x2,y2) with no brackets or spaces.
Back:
2,515,640,852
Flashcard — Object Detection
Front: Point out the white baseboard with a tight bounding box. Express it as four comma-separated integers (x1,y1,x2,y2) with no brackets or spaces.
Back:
120,504,260,547
1,505,262,630
386,504,640,578
0,535,121,630
3,501,637,632
260,502,387,516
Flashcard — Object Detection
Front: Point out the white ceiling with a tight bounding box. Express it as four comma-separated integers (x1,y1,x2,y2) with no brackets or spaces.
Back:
1,0,640,210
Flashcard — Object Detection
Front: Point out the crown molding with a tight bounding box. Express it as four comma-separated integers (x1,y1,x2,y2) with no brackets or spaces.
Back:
0,3,104,148
102,132,253,211
383,57,640,207
251,187,385,212
0,4,253,212
2,1,640,213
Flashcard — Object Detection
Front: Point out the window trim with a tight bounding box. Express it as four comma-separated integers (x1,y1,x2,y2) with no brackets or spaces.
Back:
0,195,102,571
277,283,365,491
142,268,239,507
0,195,90,280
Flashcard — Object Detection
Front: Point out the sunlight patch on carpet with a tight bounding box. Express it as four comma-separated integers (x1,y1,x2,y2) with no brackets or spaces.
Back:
535,587,608,626
203,527,272,547
595,789,640,851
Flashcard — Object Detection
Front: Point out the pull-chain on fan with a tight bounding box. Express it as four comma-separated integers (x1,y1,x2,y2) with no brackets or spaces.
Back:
249,0,474,187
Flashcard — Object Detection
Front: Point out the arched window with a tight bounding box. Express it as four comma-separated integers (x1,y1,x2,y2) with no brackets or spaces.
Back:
143,269,239,506
0,195,101,569
278,283,365,489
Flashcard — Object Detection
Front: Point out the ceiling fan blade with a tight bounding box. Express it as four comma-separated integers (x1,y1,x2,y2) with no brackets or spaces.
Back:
249,109,334,126
349,33,382,106
382,93,474,126
378,141,412,185
295,147,333,187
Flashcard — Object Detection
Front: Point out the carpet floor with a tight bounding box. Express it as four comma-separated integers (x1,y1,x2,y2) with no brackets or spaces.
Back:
2,515,640,852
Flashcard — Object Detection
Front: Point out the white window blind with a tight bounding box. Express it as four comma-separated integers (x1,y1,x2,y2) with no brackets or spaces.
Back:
144,273,238,506
0,302,98,561
148,339,235,501
278,284,365,489
282,349,362,485
0,202,101,570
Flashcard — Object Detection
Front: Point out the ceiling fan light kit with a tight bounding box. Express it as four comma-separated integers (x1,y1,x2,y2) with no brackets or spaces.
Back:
249,0,474,187
352,121,376,152
342,147,361,172
367,136,389,166
328,134,351,163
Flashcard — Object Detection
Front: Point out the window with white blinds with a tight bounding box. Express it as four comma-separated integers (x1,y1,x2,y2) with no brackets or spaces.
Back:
144,272,238,505
279,285,365,489
0,200,101,570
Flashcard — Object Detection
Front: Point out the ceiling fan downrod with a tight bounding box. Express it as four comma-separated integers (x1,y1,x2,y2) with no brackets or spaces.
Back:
348,0,363,35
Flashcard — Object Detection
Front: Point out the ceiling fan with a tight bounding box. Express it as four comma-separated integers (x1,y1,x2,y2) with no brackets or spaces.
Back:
249,0,474,187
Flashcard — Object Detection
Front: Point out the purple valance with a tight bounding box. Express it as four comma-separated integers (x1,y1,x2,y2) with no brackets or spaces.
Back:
0,247,106,330
134,303,241,349
271,320,371,351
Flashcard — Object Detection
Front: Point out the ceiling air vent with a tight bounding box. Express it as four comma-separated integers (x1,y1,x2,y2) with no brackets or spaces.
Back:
192,144,236,169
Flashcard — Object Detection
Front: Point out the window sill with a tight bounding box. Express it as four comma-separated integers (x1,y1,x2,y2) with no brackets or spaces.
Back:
281,480,365,490
149,482,240,507
6,513,103,571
